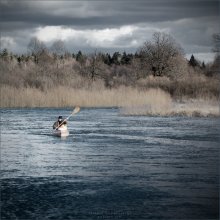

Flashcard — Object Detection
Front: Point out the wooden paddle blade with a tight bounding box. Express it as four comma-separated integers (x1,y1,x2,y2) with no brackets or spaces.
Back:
73,106,80,114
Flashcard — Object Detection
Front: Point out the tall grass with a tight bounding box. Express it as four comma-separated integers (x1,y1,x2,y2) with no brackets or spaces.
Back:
0,85,170,108
1,85,219,117
120,88,172,115
171,99,220,117
121,96,219,117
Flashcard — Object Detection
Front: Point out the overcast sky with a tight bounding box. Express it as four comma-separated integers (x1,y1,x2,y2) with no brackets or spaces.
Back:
0,0,219,62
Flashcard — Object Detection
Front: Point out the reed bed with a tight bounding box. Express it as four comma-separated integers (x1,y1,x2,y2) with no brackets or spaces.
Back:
0,86,170,108
1,85,219,117
121,98,219,117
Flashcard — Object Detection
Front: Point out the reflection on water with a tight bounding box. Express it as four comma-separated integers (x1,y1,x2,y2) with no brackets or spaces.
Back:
1,108,219,219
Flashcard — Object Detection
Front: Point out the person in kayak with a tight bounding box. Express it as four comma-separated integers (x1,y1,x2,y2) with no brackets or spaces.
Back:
53,116,67,129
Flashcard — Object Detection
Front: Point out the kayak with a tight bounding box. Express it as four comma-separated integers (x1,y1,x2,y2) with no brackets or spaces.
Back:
52,107,81,137
53,126,69,137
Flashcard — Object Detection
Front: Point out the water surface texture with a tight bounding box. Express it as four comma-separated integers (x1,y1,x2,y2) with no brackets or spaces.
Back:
1,108,219,219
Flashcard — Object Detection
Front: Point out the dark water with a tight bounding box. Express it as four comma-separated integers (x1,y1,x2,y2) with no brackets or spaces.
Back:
1,108,219,219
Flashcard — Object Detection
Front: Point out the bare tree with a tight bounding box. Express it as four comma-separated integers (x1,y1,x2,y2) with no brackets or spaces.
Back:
50,40,66,56
212,33,220,54
88,51,106,80
210,33,220,76
27,37,46,55
139,32,184,77
27,37,47,63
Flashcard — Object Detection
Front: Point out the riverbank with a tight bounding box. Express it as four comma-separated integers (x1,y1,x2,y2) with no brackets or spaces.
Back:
1,86,219,117
120,99,219,117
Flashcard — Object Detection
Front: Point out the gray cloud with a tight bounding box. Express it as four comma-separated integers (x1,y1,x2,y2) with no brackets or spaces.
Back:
0,0,219,62
1,0,218,28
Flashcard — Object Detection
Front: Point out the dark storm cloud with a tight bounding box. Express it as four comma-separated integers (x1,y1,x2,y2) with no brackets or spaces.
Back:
0,0,219,62
1,0,218,30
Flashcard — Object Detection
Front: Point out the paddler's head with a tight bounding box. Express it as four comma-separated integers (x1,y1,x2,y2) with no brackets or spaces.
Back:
58,116,62,122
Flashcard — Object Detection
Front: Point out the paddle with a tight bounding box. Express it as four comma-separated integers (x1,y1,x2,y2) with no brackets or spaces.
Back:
55,106,80,130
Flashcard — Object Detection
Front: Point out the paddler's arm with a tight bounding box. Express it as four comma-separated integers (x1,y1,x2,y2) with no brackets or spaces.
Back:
53,121,58,129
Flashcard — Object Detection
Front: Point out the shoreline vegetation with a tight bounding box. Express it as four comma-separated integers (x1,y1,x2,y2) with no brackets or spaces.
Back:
1,86,219,117
0,32,219,116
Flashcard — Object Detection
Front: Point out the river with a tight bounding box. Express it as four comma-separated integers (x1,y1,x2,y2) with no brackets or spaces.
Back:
1,108,219,219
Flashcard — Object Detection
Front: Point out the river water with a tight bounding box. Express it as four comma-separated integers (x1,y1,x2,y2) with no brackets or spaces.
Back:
1,108,219,219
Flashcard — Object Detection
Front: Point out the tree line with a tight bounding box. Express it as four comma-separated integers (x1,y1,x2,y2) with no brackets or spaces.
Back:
0,32,219,99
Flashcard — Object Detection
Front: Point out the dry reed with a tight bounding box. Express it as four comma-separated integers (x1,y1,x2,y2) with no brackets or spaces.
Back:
1,85,219,117
0,86,170,108
121,96,220,117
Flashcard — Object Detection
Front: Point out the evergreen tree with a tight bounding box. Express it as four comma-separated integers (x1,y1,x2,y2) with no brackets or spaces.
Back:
76,50,86,65
112,52,121,65
102,53,111,65
201,61,206,69
189,54,199,67
2,48,9,57
121,52,132,65
76,50,83,62
17,56,21,64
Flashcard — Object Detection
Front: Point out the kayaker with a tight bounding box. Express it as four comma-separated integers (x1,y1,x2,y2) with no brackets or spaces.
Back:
53,116,67,129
